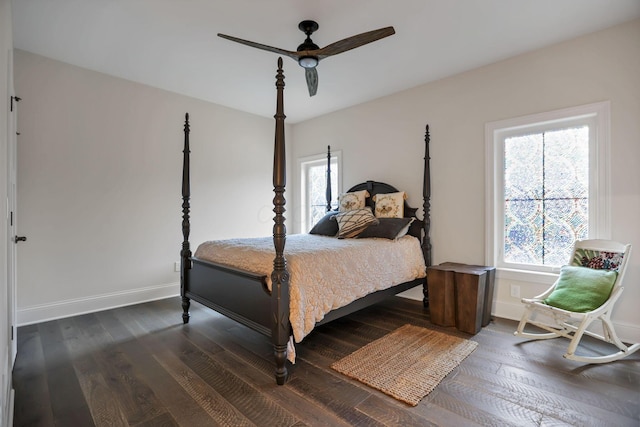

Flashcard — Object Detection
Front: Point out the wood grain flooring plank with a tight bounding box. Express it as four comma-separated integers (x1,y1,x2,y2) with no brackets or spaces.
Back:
296,331,357,363
37,319,96,426
286,376,386,427
472,341,640,404
453,364,638,427
496,364,639,420
209,347,351,427
155,328,299,426
178,319,353,427
426,384,533,427
187,320,375,426
470,322,640,410
355,394,439,427
152,346,254,427
408,397,487,427
439,378,544,426
12,325,56,427
68,313,168,426
132,411,180,427
91,311,218,427
314,316,388,347
57,316,130,427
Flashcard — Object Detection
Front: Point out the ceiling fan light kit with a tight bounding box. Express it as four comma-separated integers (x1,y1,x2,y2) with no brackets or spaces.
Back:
218,20,395,96
298,56,318,68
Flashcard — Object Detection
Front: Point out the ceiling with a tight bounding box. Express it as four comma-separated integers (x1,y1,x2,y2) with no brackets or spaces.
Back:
11,0,640,123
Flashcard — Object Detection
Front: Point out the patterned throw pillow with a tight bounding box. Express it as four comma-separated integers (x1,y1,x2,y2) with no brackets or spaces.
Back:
334,208,379,238
571,249,625,272
373,192,406,218
338,190,370,212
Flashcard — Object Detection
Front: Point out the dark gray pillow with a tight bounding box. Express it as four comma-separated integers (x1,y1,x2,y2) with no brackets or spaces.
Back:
309,211,339,236
357,217,414,239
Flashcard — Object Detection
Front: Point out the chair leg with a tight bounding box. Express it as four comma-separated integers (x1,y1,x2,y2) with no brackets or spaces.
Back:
514,306,563,340
564,314,640,363
600,313,627,350
564,316,591,358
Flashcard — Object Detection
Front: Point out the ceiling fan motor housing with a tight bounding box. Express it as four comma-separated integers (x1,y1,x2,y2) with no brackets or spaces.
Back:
297,20,320,68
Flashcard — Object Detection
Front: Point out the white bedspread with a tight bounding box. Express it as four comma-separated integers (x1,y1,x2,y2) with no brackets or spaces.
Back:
194,234,426,343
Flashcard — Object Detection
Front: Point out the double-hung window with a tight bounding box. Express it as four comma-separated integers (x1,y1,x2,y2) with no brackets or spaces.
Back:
486,102,610,276
298,150,341,232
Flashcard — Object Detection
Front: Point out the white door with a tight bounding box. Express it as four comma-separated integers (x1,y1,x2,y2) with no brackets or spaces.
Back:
6,50,18,364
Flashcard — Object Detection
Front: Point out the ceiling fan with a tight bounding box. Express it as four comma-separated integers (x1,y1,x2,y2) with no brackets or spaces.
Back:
218,20,395,97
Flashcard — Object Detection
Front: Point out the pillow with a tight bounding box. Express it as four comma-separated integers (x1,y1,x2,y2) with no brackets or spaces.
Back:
334,208,379,238
338,190,370,212
372,191,406,218
572,248,625,272
543,265,618,312
309,211,339,236
357,217,414,240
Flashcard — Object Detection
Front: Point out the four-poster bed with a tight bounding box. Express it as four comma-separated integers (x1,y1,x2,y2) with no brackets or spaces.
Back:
180,57,432,385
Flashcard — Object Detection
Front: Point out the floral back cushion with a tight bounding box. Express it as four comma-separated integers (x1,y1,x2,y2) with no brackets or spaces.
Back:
571,249,625,272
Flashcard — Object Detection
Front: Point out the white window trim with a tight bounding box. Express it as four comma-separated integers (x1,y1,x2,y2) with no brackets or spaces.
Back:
297,150,342,232
485,101,611,282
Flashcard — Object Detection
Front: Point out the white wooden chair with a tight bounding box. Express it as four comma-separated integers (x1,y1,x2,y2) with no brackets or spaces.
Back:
514,239,639,363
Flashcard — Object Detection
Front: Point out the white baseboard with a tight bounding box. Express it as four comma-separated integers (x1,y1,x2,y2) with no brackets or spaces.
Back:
17,282,180,326
493,299,526,322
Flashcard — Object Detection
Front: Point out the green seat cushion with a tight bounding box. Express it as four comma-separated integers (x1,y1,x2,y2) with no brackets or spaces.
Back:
544,265,618,312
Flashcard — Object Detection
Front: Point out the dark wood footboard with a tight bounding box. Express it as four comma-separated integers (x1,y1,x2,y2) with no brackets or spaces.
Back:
186,258,271,335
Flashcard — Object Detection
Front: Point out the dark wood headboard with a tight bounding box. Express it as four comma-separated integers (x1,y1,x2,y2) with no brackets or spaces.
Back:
346,180,422,239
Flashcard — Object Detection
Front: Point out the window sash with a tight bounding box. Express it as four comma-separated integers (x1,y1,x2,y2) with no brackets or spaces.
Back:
299,152,341,232
485,102,610,276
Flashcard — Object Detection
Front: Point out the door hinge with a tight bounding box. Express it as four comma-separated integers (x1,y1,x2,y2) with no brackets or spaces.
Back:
11,326,14,340
10,95,21,112
10,211,12,226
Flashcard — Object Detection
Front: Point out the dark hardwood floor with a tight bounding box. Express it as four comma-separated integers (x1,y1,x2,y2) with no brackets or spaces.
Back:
12,296,640,426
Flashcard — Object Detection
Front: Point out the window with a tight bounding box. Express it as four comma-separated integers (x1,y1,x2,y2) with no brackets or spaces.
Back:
486,102,610,275
299,150,341,232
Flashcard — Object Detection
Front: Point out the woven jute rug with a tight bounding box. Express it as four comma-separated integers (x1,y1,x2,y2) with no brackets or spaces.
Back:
330,324,478,406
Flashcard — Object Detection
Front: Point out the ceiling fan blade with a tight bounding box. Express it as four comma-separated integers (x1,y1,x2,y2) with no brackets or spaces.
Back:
315,26,395,58
217,33,299,60
305,68,318,97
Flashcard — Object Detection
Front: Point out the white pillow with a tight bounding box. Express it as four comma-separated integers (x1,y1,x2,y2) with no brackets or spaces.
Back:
338,189,370,212
373,191,406,218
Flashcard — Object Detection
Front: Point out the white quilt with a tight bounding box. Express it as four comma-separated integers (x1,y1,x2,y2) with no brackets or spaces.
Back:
194,234,426,343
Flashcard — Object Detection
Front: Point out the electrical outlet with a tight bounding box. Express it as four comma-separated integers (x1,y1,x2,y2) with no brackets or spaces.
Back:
174,262,180,272
510,284,521,298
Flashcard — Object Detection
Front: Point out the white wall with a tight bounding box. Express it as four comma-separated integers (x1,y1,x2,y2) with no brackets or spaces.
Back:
291,19,640,342
0,0,14,423
14,50,291,324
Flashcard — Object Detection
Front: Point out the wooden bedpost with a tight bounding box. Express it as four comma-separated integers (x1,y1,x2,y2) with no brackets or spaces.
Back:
271,57,290,385
422,124,432,308
181,113,192,323
326,145,332,212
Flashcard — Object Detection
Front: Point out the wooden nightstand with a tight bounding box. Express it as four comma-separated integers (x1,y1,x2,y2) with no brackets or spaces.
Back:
427,262,495,334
